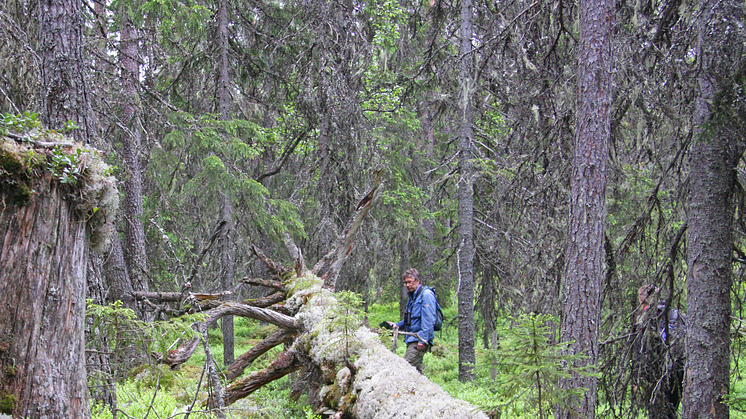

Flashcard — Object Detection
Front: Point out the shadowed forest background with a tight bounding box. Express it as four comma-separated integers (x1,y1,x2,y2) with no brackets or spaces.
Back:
2,0,746,418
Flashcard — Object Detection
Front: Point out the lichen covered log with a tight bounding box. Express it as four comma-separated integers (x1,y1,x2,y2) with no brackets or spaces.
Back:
283,273,488,419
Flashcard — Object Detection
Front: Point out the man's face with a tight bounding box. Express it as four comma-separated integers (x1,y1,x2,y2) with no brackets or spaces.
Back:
404,275,420,293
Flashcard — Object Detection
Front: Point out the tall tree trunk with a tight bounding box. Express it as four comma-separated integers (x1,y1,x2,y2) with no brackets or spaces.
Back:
557,1,613,418
457,0,476,383
218,0,235,367
683,2,746,417
38,0,92,142
120,11,149,316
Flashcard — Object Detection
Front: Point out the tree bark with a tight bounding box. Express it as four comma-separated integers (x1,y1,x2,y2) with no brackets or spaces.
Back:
683,2,746,417
557,1,613,418
38,0,92,141
119,9,149,318
457,0,476,382
224,328,297,381
0,137,118,419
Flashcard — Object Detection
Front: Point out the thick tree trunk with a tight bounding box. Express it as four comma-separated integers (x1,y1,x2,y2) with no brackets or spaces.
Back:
0,181,89,418
683,2,746,417
457,0,476,383
0,137,118,418
557,1,613,418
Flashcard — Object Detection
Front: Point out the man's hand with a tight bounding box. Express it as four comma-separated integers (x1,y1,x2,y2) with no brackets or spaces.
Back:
417,342,426,351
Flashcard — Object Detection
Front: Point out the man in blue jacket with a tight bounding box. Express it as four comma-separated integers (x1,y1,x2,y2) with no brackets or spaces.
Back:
386,268,437,373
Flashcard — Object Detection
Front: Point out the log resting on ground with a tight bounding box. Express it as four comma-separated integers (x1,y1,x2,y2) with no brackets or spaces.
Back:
234,271,490,419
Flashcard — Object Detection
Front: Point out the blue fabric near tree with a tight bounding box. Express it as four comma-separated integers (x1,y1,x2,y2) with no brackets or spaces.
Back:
396,284,438,345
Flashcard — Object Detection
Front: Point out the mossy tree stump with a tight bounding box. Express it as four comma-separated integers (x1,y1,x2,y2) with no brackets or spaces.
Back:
0,133,117,418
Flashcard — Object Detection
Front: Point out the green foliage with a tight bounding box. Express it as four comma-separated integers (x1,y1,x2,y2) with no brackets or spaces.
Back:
484,313,594,419
48,146,82,185
86,300,205,356
0,111,41,136
316,291,364,361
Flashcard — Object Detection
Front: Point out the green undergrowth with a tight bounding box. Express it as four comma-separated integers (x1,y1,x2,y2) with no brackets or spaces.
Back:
92,300,746,419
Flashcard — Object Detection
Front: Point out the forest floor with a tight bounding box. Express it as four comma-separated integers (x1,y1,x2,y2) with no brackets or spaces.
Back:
89,301,746,419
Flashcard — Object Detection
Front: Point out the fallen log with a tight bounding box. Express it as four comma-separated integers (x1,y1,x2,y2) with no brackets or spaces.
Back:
158,169,487,417
210,272,488,419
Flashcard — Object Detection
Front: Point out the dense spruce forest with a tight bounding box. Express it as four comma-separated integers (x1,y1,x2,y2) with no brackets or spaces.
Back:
2,0,746,418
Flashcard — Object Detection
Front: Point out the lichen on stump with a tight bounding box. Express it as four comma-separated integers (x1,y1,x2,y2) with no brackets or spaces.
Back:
0,131,118,418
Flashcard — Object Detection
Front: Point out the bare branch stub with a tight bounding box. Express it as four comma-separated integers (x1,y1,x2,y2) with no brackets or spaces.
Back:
223,350,303,406
251,245,289,277
313,168,383,290
240,277,285,290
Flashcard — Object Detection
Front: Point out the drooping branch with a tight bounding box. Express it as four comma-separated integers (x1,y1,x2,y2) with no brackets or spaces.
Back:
160,301,299,369
313,168,383,290
202,302,299,331
154,336,200,369
224,328,298,381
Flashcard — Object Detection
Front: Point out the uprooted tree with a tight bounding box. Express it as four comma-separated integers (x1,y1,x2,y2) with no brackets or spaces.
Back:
0,131,118,418
141,170,489,419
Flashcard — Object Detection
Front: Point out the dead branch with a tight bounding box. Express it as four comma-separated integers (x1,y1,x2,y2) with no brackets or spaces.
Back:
313,168,383,290
241,277,285,290
156,336,200,369
224,328,298,381
284,232,307,277
186,220,226,284
203,302,299,331
252,245,288,277
132,291,233,303
223,350,303,406
241,291,285,308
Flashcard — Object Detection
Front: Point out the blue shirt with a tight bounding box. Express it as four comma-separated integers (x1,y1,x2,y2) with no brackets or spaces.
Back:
395,285,437,345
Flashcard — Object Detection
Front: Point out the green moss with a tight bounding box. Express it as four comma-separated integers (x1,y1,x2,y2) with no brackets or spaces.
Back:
0,391,16,414
0,141,24,173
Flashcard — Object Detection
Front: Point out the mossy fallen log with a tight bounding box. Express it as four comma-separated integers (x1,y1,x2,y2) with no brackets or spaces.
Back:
203,272,488,419
285,273,489,419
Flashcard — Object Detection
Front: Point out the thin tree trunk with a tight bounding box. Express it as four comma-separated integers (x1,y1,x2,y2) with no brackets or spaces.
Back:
120,11,149,317
557,1,613,418
217,0,236,366
457,0,476,382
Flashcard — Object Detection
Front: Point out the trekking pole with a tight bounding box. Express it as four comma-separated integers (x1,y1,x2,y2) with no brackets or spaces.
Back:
391,326,427,353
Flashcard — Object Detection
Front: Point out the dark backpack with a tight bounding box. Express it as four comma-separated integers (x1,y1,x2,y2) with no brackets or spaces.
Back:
425,286,445,331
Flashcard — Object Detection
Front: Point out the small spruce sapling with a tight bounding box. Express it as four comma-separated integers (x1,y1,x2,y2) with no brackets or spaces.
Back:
483,313,595,419
316,291,364,367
